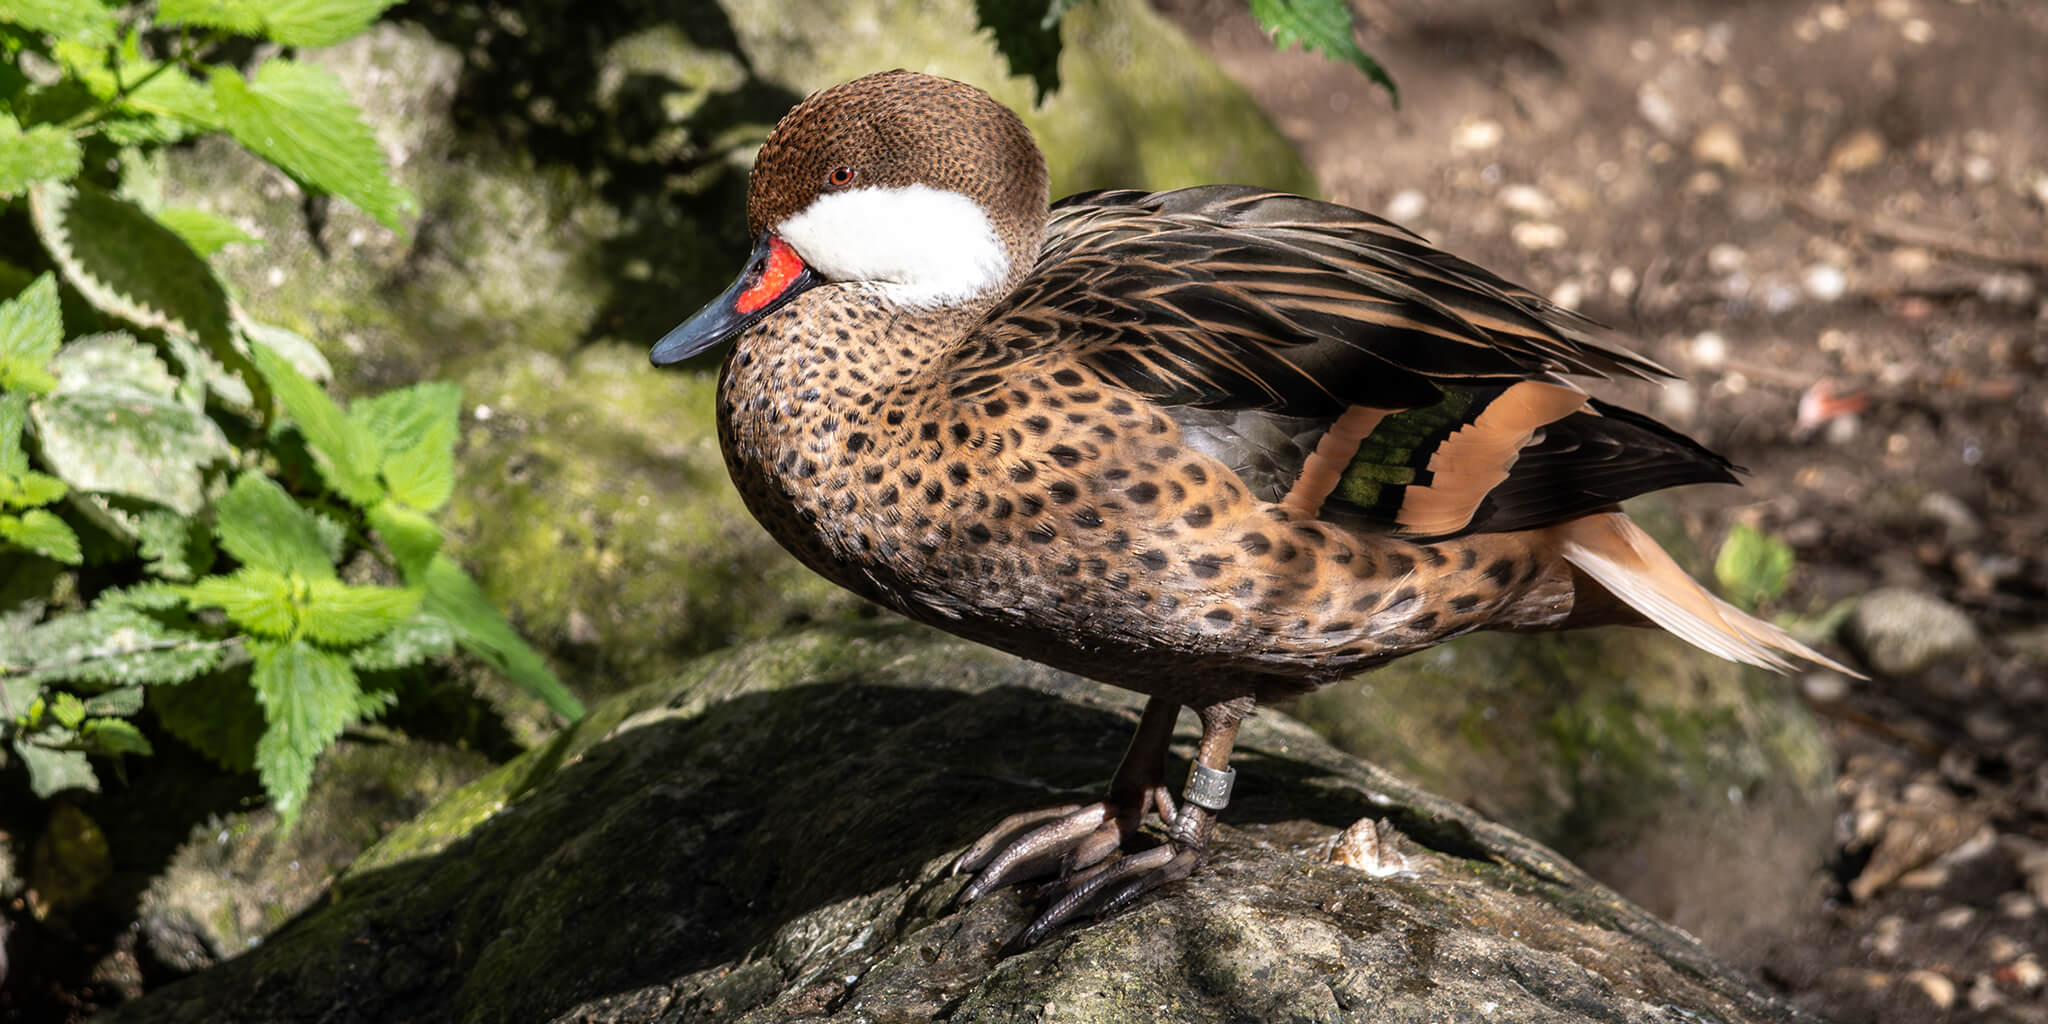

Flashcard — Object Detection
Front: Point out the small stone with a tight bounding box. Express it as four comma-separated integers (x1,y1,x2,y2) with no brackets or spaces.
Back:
1842,588,1981,676
1901,18,1933,44
1917,491,1981,542
1453,117,1503,153
1801,672,1850,702
1707,243,1747,274
1802,264,1847,301
1497,184,1555,218
1637,83,1680,138
1979,272,2036,304
1828,131,1886,175
2008,956,2046,992
1608,266,1637,297
1969,974,2004,1011
1385,189,1428,223
1934,906,1976,930
1888,247,1933,273
1510,222,1567,251
1655,379,1698,424
1964,710,2014,744
1997,891,2038,918
1907,970,1957,1010
1985,934,2024,963
1328,818,1410,877
1870,915,1905,956
1965,154,1997,184
1689,331,1728,366
1897,866,1949,889
1692,122,1746,168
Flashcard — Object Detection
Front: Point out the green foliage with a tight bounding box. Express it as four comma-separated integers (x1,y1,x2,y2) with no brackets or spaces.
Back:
975,0,1085,102
978,0,1397,106
1248,0,1398,106
0,0,578,827
1714,522,1796,612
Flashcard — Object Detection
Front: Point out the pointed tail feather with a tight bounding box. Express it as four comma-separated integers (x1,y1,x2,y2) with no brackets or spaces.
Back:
1557,513,1862,677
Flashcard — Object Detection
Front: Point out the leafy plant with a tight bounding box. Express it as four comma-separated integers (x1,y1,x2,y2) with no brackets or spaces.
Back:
1714,522,1796,612
0,0,581,827
980,0,1398,105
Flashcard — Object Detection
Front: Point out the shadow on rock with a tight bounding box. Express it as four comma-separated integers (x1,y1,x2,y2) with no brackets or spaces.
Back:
104,624,1820,1023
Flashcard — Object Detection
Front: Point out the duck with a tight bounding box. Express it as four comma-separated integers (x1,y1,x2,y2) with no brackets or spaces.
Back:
650,69,1851,948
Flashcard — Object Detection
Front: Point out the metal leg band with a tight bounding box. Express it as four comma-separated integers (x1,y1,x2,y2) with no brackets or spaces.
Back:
1183,762,1237,811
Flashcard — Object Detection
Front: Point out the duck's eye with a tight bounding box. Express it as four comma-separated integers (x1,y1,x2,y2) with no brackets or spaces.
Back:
826,165,856,188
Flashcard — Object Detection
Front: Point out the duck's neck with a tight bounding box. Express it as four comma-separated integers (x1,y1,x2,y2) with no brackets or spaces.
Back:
714,286,986,587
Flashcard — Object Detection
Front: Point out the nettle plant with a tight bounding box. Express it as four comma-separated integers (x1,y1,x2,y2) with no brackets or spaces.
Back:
1,0,581,825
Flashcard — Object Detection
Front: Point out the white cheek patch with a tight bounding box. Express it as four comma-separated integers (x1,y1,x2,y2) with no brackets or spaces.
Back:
775,184,1011,308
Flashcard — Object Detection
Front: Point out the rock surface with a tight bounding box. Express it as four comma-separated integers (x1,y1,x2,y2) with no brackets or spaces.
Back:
1842,587,1982,678
107,625,1818,1024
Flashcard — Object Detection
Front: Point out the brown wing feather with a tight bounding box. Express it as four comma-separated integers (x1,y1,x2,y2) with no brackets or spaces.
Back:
960,186,1669,416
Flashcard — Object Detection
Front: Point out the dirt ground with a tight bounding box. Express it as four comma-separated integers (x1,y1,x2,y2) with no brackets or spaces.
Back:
1158,0,2048,1020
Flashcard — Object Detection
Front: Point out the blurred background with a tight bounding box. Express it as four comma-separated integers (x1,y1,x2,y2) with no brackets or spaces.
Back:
2,1,2042,1021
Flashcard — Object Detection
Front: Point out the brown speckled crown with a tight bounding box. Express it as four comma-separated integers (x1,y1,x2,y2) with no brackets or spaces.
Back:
747,71,1051,286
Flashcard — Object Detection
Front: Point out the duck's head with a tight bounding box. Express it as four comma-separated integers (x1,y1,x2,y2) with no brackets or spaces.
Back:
651,71,1050,365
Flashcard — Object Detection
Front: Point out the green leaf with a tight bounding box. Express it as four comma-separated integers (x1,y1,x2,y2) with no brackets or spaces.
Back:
160,0,402,47
347,612,453,671
298,578,420,647
1248,0,1399,106
213,472,337,578
351,382,459,510
248,336,383,507
0,469,70,510
348,381,459,457
210,60,414,234
29,332,235,515
153,0,263,37
0,115,84,201
367,499,440,580
135,507,211,581
105,63,220,134
155,206,260,258
423,555,582,720
0,393,28,478
81,717,152,756
1714,522,1796,611
183,566,297,638
239,320,330,384
975,0,1083,103
248,637,364,825
29,181,234,349
3,599,224,688
81,685,144,716
14,739,98,797
49,690,86,728
1,508,83,564
2,0,118,46
150,666,260,772
0,273,62,395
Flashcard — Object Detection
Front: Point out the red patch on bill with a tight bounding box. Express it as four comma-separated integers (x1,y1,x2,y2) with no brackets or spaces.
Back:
737,237,806,314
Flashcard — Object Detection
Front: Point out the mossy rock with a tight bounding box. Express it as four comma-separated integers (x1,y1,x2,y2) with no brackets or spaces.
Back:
106,623,1818,1024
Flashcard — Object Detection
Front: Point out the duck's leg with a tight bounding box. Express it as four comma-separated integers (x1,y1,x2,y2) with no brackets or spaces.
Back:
1004,699,1246,947
952,695,1181,903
